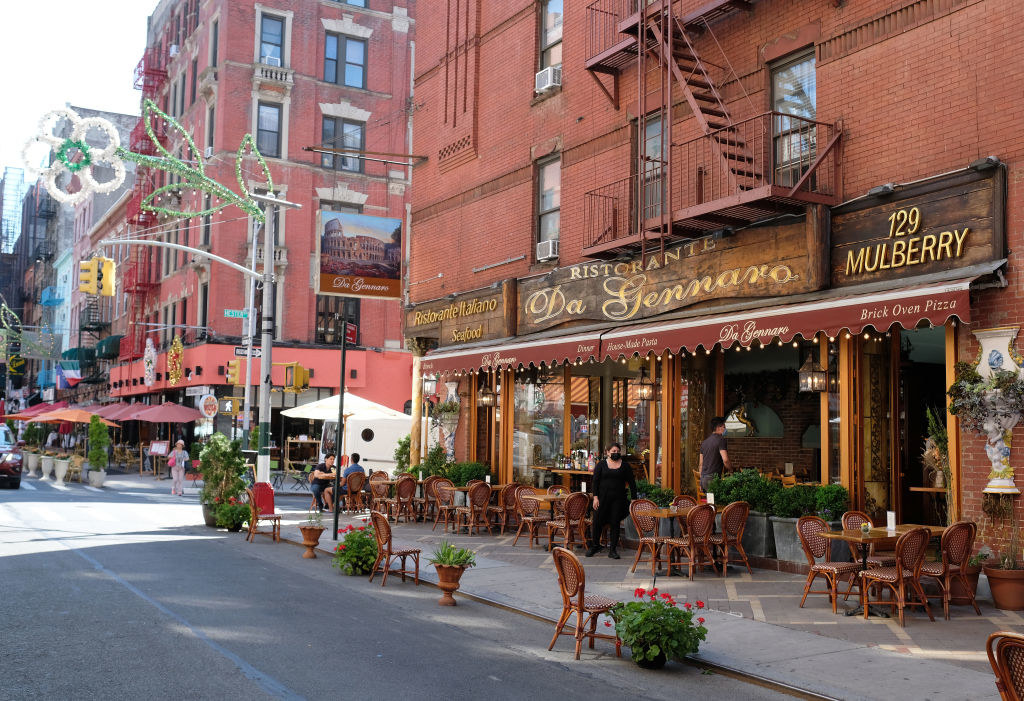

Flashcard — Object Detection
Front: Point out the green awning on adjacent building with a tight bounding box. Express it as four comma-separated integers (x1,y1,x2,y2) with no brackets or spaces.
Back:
95,335,124,360
61,346,97,366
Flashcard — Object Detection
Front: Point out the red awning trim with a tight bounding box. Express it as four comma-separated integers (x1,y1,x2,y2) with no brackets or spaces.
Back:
422,331,601,376
600,279,972,359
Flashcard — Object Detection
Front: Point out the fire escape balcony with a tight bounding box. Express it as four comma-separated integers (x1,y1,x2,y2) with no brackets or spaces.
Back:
79,302,110,332
583,112,842,258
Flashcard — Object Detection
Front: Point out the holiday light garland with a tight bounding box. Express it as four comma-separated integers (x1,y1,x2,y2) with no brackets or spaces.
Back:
143,338,157,387
25,100,273,222
167,334,184,386
0,301,59,360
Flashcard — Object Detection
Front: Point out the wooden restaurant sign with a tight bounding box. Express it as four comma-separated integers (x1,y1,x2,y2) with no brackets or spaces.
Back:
831,168,1005,287
518,222,821,334
405,288,506,347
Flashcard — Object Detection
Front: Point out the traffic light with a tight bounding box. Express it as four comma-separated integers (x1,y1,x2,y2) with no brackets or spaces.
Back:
278,362,309,393
78,259,99,294
219,397,241,415
225,359,241,385
99,257,115,297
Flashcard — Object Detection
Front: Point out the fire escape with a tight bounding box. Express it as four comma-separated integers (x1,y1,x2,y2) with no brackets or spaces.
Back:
583,0,842,259
121,46,168,361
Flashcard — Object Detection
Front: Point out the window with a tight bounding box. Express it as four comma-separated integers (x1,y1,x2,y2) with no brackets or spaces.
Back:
201,194,211,245
316,296,360,345
198,283,208,330
257,102,282,158
190,58,198,105
260,14,284,65
325,33,367,88
321,117,364,172
179,74,186,116
771,51,816,186
211,20,219,67
206,105,215,148
537,157,560,243
322,202,363,214
342,0,366,6
640,114,663,219
170,82,177,118
541,0,563,69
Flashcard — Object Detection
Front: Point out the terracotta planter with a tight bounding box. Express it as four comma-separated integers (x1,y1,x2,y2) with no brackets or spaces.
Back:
983,565,1024,611
299,526,325,559
433,564,467,605
949,563,982,606
201,504,219,527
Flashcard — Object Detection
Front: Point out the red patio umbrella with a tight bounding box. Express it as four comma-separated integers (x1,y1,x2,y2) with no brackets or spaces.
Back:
129,402,202,423
3,401,68,420
94,403,127,419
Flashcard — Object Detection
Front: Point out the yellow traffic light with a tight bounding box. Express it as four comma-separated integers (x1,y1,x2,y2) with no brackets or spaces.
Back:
78,259,98,295
99,257,115,297
278,362,310,392
225,359,241,385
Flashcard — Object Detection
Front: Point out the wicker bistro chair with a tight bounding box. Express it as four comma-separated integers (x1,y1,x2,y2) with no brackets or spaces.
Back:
412,475,439,521
514,489,548,547
664,503,719,580
432,479,457,533
859,526,935,627
369,472,390,513
709,500,753,576
797,515,862,614
629,499,668,575
548,546,622,660
987,631,1024,701
841,510,896,567
455,482,493,535
547,492,589,551
671,495,698,537
487,484,519,534
547,485,568,519
368,510,420,587
344,471,367,513
921,520,981,619
384,475,418,523
244,487,281,543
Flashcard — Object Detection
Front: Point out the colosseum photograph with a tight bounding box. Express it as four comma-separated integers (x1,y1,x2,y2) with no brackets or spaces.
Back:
317,210,403,299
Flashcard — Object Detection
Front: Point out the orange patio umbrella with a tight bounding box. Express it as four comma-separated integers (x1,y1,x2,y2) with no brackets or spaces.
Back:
29,408,119,427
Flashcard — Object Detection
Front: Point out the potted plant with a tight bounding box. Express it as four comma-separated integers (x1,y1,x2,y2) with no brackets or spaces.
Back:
950,548,990,606
21,424,41,477
332,521,377,575
625,480,678,539
708,469,782,558
428,540,476,605
53,451,70,483
39,449,56,480
198,433,246,528
86,415,110,487
611,588,708,669
213,496,250,532
982,526,1024,611
298,509,326,558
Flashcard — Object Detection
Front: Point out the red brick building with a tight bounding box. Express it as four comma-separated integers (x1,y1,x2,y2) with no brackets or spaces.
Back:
104,0,416,435
407,1,1023,554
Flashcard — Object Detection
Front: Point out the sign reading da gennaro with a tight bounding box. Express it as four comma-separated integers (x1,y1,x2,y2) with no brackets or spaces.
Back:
406,289,506,346
831,167,1005,287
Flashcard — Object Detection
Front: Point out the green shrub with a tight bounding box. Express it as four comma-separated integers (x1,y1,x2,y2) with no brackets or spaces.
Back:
412,442,450,477
445,461,491,487
815,483,849,521
198,433,246,506
393,433,411,474
636,479,675,507
213,497,250,530
87,415,110,471
707,469,781,513
332,522,377,575
770,485,818,518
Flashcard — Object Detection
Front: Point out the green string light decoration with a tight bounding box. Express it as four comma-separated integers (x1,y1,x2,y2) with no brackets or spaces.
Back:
0,301,59,360
114,99,274,223
56,139,92,173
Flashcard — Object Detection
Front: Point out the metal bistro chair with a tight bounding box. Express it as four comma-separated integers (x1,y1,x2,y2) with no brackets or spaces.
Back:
368,510,420,587
629,498,667,576
709,500,752,576
549,546,622,660
921,520,982,620
986,631,1024,701
797,515,861,614
859,526,935,627
664,503,719,580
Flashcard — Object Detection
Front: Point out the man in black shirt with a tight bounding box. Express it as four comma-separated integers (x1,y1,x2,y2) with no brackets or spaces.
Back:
310,454,337,512
699,417,730,492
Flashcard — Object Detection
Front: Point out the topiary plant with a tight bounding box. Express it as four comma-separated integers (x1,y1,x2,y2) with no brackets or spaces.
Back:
198,433,246,506
87,415,110,472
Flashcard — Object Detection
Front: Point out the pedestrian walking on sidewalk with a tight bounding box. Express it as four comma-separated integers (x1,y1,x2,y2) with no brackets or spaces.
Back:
169,440,189,496
587,443,637,559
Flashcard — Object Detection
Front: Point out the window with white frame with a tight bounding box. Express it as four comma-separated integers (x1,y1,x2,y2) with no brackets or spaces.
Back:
321,117,364,172
541,0,563,69
260,14,285,65
257,102,282,158
771,50,816,187
537,157,560,243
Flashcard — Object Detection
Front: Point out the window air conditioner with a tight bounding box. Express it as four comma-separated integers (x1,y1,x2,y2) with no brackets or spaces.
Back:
204,146,214,159
169,44,180,57
262,55,281,67
536,238,559,262
535,65,562,93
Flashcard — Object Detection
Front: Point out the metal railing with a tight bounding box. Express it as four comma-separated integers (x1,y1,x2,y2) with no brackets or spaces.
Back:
585,0,633,65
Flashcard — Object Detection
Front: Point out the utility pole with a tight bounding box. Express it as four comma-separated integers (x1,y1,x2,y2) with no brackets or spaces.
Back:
249,192,301,485
241,219,259,446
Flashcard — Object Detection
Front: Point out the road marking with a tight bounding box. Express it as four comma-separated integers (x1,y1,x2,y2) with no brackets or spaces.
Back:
84,486,103,493
20,481,36,491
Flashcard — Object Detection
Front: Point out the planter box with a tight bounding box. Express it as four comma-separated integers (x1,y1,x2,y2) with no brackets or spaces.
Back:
742,511,776,559
983,565,1024,611
769,516,850,564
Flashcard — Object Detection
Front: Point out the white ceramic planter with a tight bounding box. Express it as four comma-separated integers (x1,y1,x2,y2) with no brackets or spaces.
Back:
54,459,70,483
39,456,55,480
88,470,106,488
24,453,39,477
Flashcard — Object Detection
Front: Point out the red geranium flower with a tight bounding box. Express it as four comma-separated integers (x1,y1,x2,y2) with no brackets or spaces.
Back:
696,600,705,608
697,617,705,624
634,588,646,597
648,587,659,597
358,526,365,531
339,544,347,550
684,602,692,610
660,592,670,599
604,621,612,628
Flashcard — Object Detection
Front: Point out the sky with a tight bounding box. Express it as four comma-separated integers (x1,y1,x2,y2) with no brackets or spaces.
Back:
0,2,155,182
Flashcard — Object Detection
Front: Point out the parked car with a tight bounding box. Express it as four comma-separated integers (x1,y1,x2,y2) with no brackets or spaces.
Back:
0,424,22,489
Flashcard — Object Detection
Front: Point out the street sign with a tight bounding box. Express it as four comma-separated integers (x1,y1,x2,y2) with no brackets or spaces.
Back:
224,309,249,318
185,385,212,397
345,322,358,345
7,355,25,375
234,346,262,358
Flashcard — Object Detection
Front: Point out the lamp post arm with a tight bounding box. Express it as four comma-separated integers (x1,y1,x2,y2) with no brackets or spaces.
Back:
96,238,262,280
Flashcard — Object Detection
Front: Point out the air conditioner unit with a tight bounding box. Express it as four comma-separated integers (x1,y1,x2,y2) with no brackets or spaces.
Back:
169,44,179,57
261,55,281,67
204,146,214,159
535,65,562,93
536,238,559,261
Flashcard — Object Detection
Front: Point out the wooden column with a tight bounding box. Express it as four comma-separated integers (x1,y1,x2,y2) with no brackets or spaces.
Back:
819,334,830,485
661,352,681,494
839,334,857,507
500,366,514,485
945,323,961,522
468,372,478,463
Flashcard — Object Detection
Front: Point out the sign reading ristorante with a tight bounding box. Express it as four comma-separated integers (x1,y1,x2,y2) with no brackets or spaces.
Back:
518,222,820,334
831,168,1004,286
406,288,505,346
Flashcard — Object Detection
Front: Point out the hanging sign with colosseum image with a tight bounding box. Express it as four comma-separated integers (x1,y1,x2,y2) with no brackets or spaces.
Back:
317,210,403,299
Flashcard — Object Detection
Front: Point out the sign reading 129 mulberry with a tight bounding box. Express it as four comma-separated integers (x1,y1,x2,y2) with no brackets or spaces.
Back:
518,221,819,334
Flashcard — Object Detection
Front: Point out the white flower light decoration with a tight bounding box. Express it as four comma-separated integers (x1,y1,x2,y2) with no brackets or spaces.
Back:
23,107,126,206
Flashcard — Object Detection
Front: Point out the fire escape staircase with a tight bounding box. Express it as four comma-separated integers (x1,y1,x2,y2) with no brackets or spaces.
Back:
582,0,841,259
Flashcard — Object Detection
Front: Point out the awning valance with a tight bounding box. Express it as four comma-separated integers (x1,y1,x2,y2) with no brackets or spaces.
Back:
421,330,602,376
95,335,124,359
600,279,973,359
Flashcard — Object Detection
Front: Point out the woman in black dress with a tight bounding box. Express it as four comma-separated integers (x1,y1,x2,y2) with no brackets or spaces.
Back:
587,443,637,559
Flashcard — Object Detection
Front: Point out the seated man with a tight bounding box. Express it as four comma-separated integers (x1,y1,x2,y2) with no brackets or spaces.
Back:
309,454,337,513
325,453,366,511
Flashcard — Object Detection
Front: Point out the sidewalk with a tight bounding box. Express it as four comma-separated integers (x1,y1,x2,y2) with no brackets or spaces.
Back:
265,494,1014,701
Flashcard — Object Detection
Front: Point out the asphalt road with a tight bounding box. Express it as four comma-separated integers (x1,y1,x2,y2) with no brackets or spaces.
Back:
0,480,786,700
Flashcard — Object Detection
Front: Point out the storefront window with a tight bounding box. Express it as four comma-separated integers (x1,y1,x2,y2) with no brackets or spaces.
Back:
512,366,564,486
568,375,598,462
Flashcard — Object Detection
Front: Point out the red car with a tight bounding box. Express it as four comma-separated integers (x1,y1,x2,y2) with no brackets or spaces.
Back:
0,424,22,489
